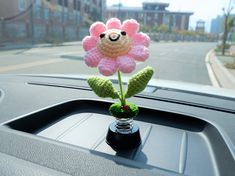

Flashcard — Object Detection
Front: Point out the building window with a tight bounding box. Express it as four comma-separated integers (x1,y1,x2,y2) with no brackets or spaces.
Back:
173,15,176,27
64,8,68,20
73,0,80,11
163,14,170,25
77,1,81,11
35,0,41,6
64,0,68,7
68,12,74,21
44,8,49,20
34,5,42,19
18,0,27,11
84,4,89,13
58,0,63,6
73,0,76,10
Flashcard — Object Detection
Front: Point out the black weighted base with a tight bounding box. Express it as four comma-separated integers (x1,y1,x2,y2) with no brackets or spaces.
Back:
106,122,141,151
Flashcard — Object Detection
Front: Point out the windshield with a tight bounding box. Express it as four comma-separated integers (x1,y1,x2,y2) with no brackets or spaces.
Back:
0,0,234,90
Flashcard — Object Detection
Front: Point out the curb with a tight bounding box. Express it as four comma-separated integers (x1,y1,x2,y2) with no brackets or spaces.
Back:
60,55,83,60
205,49,220,87
206,50,235,89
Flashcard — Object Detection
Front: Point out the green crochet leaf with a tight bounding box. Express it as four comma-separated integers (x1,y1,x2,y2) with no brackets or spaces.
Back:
125,66,154,98
87,77,119,99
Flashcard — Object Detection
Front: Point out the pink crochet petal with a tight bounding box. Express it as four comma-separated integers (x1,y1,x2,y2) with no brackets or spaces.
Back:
98,58,117,76
128,45,149,62
117,56,136,73
82,36,98,51
84,48,103,67
89,22,106,37
121,19,139,37
132,32,150,47
106,18,121,29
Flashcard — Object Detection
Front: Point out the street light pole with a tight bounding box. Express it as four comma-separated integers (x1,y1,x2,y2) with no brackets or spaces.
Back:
30,0,35,45
0,17,4,41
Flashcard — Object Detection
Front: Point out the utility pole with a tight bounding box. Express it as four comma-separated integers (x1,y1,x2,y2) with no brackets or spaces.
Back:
75,0,79,40
62,0,65,41
0,17,4,41
30,0,35,45
222,0,233,55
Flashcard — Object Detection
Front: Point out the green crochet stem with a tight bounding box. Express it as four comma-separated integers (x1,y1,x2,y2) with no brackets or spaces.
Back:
117,71,126,106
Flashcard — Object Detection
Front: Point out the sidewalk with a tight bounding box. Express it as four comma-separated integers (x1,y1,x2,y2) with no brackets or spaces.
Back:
0,41,82,51
206,50,235,89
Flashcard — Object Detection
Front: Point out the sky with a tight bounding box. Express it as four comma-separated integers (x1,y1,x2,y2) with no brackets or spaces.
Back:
106,0,234,32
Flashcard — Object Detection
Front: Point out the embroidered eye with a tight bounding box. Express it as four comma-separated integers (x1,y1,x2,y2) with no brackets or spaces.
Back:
121,31,126,36
100,33,105,38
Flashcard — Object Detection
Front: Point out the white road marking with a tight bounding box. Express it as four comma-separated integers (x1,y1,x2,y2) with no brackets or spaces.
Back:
205,49,220,87
0,59,65,73
24,48,53,53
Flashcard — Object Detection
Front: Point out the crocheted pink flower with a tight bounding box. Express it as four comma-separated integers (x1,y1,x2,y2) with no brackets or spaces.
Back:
82,18,150,76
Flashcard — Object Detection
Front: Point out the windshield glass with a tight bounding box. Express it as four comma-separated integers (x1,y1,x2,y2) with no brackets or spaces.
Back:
0,0,234,90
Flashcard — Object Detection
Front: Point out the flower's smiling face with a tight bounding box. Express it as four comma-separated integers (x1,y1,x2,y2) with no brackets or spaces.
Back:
82,18,150,76
97,29,132,58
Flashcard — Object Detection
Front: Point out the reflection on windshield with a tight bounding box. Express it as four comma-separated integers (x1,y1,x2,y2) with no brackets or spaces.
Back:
0,0,235,90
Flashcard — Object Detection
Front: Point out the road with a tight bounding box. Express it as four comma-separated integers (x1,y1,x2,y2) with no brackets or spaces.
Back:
0,42,215,85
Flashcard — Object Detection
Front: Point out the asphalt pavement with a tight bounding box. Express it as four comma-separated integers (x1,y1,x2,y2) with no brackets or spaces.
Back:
147,42,215,85
0,42,215,85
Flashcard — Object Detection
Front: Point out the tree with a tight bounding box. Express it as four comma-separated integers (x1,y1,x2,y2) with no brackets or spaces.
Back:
157,24,168,33
152,24,158,33
140,24,151,33
227,16,235,31
222,0,234,55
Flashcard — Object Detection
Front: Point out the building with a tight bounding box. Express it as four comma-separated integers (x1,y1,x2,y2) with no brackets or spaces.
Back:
0,0,106,43
106,1,193,31
210,15,225,34
195,20,205,33
210,14,235,43
0,0,30,19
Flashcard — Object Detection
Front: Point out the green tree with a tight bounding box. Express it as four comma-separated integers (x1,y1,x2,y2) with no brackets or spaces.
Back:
157,24,169,33
228,16,235,31
152,24,158,33
140,24,151,33
172,27,180,34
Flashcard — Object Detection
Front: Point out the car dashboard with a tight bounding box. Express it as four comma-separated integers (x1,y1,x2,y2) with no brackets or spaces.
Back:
0,74,234,176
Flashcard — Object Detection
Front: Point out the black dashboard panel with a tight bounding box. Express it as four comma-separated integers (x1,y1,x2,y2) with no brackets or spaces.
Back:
0,74,234,176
